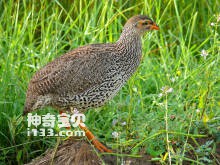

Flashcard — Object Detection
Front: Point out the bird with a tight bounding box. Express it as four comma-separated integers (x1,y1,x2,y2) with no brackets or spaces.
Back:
24,15,159,153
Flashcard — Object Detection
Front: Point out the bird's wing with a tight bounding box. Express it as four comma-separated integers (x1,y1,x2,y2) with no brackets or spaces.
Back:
29,53,77,95
29,44,115,96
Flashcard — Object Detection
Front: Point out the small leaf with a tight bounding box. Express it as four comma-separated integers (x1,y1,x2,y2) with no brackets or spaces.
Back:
198,95,204,109
176,70,181,76
16,150,22,162
132,86,138,93
203,113,209,126
162,152,168,161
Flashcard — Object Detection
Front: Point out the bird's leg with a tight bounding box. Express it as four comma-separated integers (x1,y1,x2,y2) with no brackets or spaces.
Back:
70,107,112,153
78,122,112,153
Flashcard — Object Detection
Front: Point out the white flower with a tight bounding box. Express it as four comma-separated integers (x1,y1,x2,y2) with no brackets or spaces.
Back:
200,49,208,59
210,22,215,26
170,77,175,83
158,93,163,98
158,86,173,98
196,109,200,113
161,86,166,92
121,121,126,126
112,131,119,138
161,86,173,94
112,119,118,126
166,87,173,93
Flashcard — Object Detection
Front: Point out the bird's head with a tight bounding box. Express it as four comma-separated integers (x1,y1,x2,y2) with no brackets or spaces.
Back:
123,15,159,35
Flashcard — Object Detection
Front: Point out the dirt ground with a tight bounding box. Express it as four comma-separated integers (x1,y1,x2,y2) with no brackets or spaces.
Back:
25,136,220,165
25,138,157,165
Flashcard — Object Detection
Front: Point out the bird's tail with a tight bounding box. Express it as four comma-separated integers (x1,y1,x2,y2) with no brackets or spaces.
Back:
23,94,36,116
23,102,32,116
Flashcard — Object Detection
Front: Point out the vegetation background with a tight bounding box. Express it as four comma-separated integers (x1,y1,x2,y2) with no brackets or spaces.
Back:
0,0,219,164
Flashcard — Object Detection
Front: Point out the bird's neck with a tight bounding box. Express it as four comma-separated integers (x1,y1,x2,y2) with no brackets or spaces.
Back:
115,28,142,79
116,28,142,55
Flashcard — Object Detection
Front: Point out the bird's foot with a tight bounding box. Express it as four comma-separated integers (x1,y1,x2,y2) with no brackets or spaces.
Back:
79,122,112,153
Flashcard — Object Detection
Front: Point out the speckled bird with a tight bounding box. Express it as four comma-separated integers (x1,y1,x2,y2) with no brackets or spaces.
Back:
24,15,159,152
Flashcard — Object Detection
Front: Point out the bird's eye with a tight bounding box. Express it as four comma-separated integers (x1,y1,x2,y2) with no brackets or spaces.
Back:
142,22,148,25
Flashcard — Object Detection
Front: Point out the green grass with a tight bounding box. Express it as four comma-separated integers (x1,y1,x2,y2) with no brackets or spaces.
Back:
0,0,219,164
